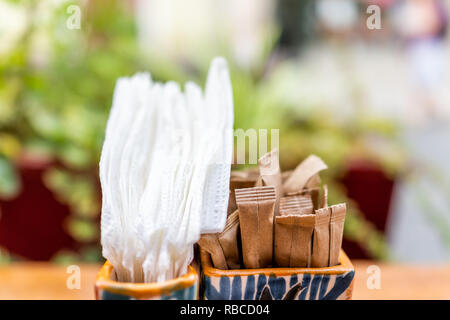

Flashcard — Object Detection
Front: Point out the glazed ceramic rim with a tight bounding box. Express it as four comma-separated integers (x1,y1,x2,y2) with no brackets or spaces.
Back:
95,261,198,299
201,249,354,277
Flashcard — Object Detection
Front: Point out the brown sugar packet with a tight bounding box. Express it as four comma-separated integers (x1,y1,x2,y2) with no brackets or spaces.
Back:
305,173,321,189
198,210,242,270
283,155,328,194
281,170,293,184
311,207,331,267
280,194,314,214
280,202,312,210
281,197,313,208
281,202,312,208
234,186,275,206
197,233,228,270
228,171,260,215
235,185,275,196
280,193,312,203
217,210,242,269
274,214,315,267
310,188,320,210
329,203,346,266
280,207,312,216
285,187,320,209
258,149,283,216
236,186,276,269
236,193,276,200
320,184,328,209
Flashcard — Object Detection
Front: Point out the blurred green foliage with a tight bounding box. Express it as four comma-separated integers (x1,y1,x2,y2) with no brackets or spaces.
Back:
0,0,144,262
0,0,404,262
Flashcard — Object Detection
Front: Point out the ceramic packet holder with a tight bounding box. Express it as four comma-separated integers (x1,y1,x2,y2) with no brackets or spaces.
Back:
95,261,198,300
200,249,354,300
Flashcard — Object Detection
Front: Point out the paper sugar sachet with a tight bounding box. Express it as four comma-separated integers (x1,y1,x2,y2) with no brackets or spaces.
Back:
310,203,346,267
284,187,319,208
217,210,242,269
329,203,346,266
198,210,241,270
281,170,293,184
228,169,260,216
280,193,314,215
197,234,228,270
283,155,328,194
277,195,316,267
258,149,283,216
274,214,315,267
320,184,328,209
100,57,233,283
305,174,321,189
235,186,276,269
311,207,331,267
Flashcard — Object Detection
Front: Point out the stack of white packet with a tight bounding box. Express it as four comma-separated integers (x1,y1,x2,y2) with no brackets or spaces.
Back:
100,57,234,283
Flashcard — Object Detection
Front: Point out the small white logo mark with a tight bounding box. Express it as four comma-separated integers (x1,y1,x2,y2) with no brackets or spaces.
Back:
66,5,81,30
66,265,81,290
366,264,381,290
366,5,381,30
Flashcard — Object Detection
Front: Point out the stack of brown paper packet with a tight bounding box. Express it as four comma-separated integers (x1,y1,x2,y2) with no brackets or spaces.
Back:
198,150,347,270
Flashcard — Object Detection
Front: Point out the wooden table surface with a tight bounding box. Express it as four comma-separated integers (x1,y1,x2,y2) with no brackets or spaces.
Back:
0,260,449,300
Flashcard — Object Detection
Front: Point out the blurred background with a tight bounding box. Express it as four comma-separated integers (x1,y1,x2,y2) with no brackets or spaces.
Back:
0,0,449,266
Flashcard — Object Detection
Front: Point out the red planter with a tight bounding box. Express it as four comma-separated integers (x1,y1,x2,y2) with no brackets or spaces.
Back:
340,159,395,259
0,154,76,260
